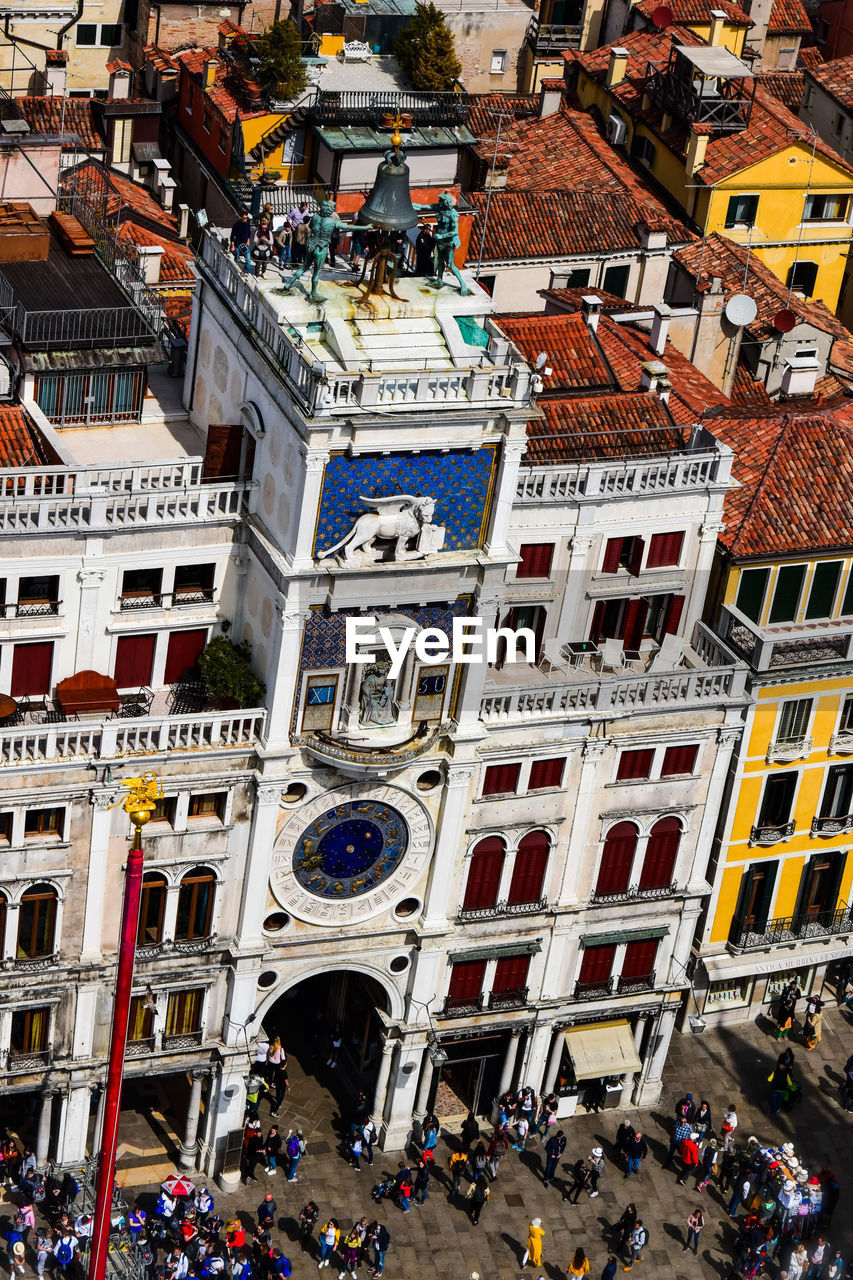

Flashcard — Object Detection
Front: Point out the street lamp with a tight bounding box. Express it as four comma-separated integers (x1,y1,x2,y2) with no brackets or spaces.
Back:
88,773,162,1280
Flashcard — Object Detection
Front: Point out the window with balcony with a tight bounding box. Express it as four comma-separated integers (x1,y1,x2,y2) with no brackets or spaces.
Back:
619,938,658,989
786,261,818,298
164,628,208,684
733,860,778,940
590,594,684,648
188,792,226,822
121,568,163,610
494,605,545,664
639,817,681,889
138,873,167,946
661,744,698,776
839,695,853,736
446,959,486,1010
776,699,813,749
755,771,797,834
806,561,842,620
841,572,853,617
174,564,215,604
462,837,505,911
35,368,145,426
577,943,615,994
794,850,846,926
10,1007,49,1056
528,757,564,791
0,892,6,954
16,576,59,616
24,807,63,840
165,988,203,1037
516,543,554,580
17,884,57,958
490,954,530,1006
735,566,769,622
508,831,549,905
818,764,853,826
482,763,521,797
0,813,10,846
128,996,154,1044
804,193,849,221
595,822,638,896
646,531,684,568
769,564,807,623
616,749,654,781
175,867,216,940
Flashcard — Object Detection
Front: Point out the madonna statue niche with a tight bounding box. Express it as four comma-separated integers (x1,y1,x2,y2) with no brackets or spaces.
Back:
359,659,398,727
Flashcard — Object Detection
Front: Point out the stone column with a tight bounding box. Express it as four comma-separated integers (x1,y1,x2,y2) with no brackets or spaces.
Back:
542,1028,564,1095
378,1039,424,1151
522,1023,553,1097
292,451,331,570
36,1089,55,1164
372,1040,395,1126
81,791,114,961
413,1050,435,1119
483,440,527,555
452,587,502,736
179,1069,206,1170
73,567,107,672
634,1006,677,1106
235,782,282,951
421,766,475,926
498,1030,521,1095
56,1086,91,1165
558,739,607,904
554,533,595,642
92,1085,106,1154
263,604,307,752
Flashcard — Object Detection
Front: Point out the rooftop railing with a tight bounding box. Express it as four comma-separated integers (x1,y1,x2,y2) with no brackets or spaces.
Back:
0,295,154,348
526,15,583,53
306,88,471,129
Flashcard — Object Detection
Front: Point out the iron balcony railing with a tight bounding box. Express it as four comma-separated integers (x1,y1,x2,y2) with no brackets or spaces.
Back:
7,1049,50,1071
574,978,613,1000
442,993,486,1016
4,600,61,618
458,897,547,921
643,59,754,132
126,1037,156,1056
750,820,795,846
811,813,853,836
307,88,471,129
119,590,215,611
730,904,853,950
590,882,678,905
617,972,656,995
488,987,528,1010
162,1029,204,1050
0,296,155,349
526,15,582,53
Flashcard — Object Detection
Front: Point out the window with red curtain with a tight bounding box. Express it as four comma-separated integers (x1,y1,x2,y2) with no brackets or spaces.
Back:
621,938,659,980
462,837,505,910
602,538,623,574
639,817,681,889
114,633,157,689
482,762,521,796
647,531,684,568
164,629,208,684
508,830,550,904
493,954,530,994
517,544,554,579
595,822,638,896
623,598,649,650
661,744,698,777
578,943,616,986
616,749,654,781
528,757,564,791
448,959,486,1001
664,594,686,635
11,641,53,696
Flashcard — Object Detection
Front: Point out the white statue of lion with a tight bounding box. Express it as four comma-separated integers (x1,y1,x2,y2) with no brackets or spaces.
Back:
318,495,436,563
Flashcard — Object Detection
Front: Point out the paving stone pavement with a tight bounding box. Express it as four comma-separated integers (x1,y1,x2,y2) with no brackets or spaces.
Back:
121,1007,853,1280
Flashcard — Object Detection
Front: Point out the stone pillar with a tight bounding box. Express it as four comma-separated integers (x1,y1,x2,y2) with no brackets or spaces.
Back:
542,1028,564,1095
555,533,595,641
292,451,331,569
483,440,526,555
633,1006,677,1106
413,1051,435,1119
56,1086,91,1165
378,1039,424,1151
372,1040,395,1125
498,1030,521,1095
36,1089,55,1164
262,605,307,753
235,781,282,951
558,740,607,904
93,1085,106,1154
452,588,502,735
73,567,107,672
421,766,475,925
179,1069,206,1170
81,792,114,961
523,1023,554,1096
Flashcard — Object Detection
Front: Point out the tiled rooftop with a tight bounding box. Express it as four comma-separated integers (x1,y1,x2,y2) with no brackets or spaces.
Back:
767,0,811,33
528,392,687,462
68,161,181,238
757,68,804,110
798,45,824,67
466,92,538,137
633,0,752,25
173,47,267,123
13,97,104,151
0,405,59,468
805,50,853,110
497,312,614,390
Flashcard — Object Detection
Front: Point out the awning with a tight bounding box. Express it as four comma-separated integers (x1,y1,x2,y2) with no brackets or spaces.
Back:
448,942,542,963
564,1020,642,1080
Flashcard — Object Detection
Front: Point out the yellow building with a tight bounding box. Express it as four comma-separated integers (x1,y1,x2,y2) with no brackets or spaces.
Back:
569,23,853,311
695,398,853,1023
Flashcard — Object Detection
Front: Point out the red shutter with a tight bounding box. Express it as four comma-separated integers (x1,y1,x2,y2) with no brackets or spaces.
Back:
11,641,53,696
517,543,554,579
664,594,686,635
203,424,243,480
528,757,564,791
616,749,654,781
508,830,549,904
493,954,531,995
114,634,156,689
647,531,684,569
622,597,649,650
627,537,645,576
639,817,681,889
595,822,638,895
463,837,505,910
602,538,622,573
448,959,487,1001
621,939,658,980
661,744,698,777
164,629,208,684
579,943,616,985
589,601,606,642
482,763,521,796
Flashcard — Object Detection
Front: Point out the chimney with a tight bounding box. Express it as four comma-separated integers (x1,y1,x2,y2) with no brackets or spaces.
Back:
640,359,671,402
203,58,217,89
135,243,164,285
606,47,629,88
686,126,709,175
708,8,727,45
177,203,190,238
158,175,176,210
650,303,672,355
44,49,67,97
582,294,603,333
538,77,563,118
107,60,132,98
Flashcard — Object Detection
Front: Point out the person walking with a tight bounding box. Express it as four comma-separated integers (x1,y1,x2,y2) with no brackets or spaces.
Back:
513,1113,530,1151
264,1126,281,1175
365,1223,389,1278
623,1222,648,1271
252,218,274,277
395,1166,412,1213
808,1238,828,1280
788,1244,809,1280
804,1001,823,1051
257,1194,276,1232
523,1219,545,1267
470,1175,490,1226
677,1133,700,1187
693,1102,712,1138
683,1208,704,1256
461,1112,480,1150
286,1131,306,1182
567,1247,591,1277
230,212,252,273
612,1205,637,1256
318,1220,339,1270
413,1160,430,1205
449,1149,468,1197
675,1094,697,1126
663,1118,693,1169
615,1119,633,1170
588,1147,604,1197
827,1251,844,1280
471,1143,488,1181
566,1157,591,1205
361,1120,376,1168
337,1227,361,1280
728,1169,752,1218
533,1094,558,1139
696,1138,717,1191
602,1259,618,1280
624,1131,648,1178
768,1061,795,1114
721,1104,738,1151
297,1203,318,1254
486,1131,509,1180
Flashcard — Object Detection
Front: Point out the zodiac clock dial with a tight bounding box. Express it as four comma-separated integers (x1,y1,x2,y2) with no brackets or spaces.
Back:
271,783,432,925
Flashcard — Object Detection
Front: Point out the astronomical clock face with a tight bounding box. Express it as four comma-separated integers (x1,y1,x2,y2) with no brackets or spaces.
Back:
271,783,432,925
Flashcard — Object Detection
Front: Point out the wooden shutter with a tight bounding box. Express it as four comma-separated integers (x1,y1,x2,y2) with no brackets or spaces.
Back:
517,543,554,579
661,744,698,776
664,594,685,635
203,424,243,480
578,944,616,985
621,939,658,980
646,531,684,568
639,817,681,889
616,749,654,781
508,830,549,904
622,597,649,650
493,954,531,995
627,537,645,576
448,960,486,1001
482,762,521,796
528,757,564,790
595,822,637,895
114,633,156,689
602,538,622,574
11,641,53,696
164,629,208,684
589,600,606,642
463,838,505,910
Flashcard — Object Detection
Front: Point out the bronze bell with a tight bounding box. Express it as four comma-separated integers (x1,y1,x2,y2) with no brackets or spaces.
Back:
357,140,419,232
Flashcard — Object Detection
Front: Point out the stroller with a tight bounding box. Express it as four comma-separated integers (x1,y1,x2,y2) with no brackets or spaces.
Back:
371,1178,396,1205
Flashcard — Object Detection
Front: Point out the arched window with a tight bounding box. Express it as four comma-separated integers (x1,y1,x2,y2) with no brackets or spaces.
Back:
595,822,638,897
462,837,505,911
639,817,682,890
508,830,550,905
175,867,216,941
17,883,57,958
138,872,168,946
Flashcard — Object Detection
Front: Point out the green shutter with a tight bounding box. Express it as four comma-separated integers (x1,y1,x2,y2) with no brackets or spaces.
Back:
769,565,806,623
735,567,769,622
805,561,842,620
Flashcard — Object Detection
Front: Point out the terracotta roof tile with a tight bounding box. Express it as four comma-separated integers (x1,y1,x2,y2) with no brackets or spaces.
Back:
467,92,538,136
527,392,688,463
757,68,804,110
543,285,637,313
68,161,180,236
767,0,811,33
174,46,266,122
634,0,752,24
798,45,824,67
106,58,133,73
164,295,193,335
0,405,59,468
143,45,180,74
497,312,614,391
13,97,104,151
116,219,195,283
731,364,773,404
805,51,853,111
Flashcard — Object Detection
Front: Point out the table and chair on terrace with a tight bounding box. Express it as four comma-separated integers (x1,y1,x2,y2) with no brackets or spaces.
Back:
533,632,689,681
0,672,203,730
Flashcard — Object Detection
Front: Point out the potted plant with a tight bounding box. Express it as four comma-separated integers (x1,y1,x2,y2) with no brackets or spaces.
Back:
198,636,266,709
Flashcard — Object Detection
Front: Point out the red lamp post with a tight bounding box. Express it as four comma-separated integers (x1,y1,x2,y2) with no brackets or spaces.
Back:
88,777,161,1280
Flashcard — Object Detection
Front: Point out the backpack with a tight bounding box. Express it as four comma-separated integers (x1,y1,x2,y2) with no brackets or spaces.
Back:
33,1179,46,1202
13,1213,25,1232
57,1240,74,1266
637,1227,649,1249
141,1246,155,1267
286,1137,300,1159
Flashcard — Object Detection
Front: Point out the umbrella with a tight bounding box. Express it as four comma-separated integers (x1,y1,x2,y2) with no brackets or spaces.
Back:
161,1175,196,1197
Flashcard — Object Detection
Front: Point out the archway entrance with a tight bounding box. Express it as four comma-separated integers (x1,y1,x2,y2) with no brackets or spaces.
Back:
260,971,390,1145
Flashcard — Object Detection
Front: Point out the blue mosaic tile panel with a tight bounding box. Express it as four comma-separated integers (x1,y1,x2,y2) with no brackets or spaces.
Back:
313,447,498,556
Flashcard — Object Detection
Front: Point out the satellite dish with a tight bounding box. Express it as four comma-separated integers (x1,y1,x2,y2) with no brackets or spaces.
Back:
774,308,797,333
651,4,673,26
724,293,757,327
